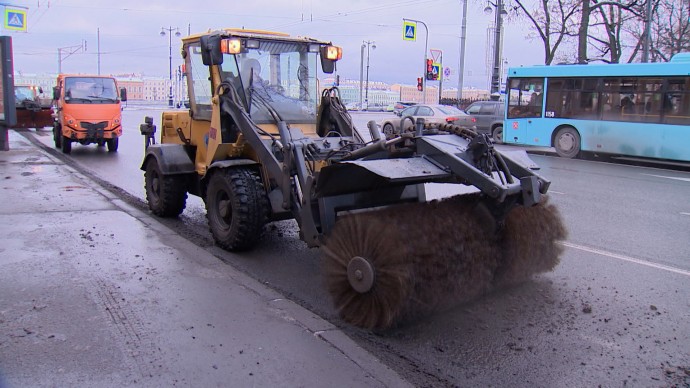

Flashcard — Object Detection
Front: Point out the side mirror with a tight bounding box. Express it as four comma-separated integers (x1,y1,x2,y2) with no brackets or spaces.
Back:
396,111,402,117
52,86,59,100
120,87,127,102
200,34,223,66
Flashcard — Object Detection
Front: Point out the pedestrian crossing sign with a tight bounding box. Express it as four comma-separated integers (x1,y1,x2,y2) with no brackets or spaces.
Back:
4,8,27,32
403,21,416,41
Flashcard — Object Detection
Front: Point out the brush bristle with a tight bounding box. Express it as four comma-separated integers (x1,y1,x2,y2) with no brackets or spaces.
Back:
322,195,567,330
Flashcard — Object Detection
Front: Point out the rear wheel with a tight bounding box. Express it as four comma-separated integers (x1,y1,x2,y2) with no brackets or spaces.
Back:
61,136,71,154
492,125,503,144
106,137,118,152
554,126,581,158
53,125,62,148
206,167,268,251
144,158,187,217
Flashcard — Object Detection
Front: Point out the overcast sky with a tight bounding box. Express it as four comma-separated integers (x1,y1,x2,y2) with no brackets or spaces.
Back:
5,0,546,89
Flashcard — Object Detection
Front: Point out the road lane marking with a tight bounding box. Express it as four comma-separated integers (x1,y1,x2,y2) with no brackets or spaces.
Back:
641,173,690,183
548,190,565,195
681,212,690,217
560,241,690,277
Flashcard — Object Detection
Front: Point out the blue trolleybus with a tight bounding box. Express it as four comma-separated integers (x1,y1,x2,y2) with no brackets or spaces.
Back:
503,53,690,162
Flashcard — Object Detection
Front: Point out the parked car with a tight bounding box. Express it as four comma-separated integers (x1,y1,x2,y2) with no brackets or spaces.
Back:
363,103,386,112
380,104,473,135
346,102,361,111
463,100,505,143
392,101,416,114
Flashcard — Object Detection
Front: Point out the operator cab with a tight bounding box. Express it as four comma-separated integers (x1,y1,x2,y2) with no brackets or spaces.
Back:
183,29,342,135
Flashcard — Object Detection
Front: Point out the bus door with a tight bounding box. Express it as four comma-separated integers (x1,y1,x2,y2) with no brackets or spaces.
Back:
505,77,545,146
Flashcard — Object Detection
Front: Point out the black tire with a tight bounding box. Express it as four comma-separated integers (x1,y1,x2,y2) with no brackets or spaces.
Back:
107,137,119,152
61,136,71,154
144,157,188,217
53,125,62,148
97,140,105,147
382,123,395,138
205,167,268,252
553,126,581,158
492,125,503,144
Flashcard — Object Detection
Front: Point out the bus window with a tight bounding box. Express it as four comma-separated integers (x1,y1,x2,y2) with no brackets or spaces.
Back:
507,77,543,119
545,77,598,119
664,77,690,125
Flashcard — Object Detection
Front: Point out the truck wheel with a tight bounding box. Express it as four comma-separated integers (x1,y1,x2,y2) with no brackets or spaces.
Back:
53,125,62,148
61,136,71,154
554,126,581,158
144,158,187,217
492,125,504,144
206,167,268,252
107,137,119,152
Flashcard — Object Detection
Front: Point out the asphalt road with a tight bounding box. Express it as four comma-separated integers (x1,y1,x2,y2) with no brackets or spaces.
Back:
25,106,690,387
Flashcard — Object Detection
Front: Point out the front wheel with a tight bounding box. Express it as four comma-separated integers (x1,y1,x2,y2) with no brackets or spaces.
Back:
144,157,188,217
206,167,268,252
553,126,581,158
106,137,119,152
61,136,71,154
492,125,504,144
382,123,395,139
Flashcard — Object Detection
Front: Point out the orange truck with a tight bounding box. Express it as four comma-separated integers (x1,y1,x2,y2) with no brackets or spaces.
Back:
52,74,127,154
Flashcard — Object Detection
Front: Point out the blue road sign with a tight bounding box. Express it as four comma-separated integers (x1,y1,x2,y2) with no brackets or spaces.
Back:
4,8,27,32
403,21,416,41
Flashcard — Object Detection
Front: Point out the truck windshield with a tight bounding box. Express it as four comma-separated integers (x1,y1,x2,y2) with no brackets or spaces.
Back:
220,41,318,124
14,86,35,101
64,77,118,104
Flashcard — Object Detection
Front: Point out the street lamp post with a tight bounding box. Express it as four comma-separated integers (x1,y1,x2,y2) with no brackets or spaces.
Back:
362,40,376,110
359,40,375,110
485,0,507,96
161,26,181,107
457,0,468,102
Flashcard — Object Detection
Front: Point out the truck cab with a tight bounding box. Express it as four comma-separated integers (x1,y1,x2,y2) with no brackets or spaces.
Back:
52,74,127,154
13,84,53,130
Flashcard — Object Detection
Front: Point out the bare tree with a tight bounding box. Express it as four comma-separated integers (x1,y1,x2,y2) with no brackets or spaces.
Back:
587,1,643,62
652,0,690,60
513,0,581,64
576,0,641,63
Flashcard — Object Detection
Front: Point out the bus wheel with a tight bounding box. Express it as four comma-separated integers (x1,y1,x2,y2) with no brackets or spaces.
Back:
492,125,503,144
554,126,580,159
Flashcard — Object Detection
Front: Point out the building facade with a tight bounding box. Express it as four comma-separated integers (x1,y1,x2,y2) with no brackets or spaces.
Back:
14,73,488,106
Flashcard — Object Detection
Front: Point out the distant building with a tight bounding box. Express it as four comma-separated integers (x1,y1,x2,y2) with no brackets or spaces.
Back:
13,72,487,105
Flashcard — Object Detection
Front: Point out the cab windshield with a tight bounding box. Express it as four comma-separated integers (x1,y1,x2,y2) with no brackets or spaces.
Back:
64,77,118,104
220,41,318,124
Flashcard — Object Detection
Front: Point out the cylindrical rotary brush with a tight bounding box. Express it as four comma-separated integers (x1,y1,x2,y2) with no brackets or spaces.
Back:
322,195,567,330
493,196,567,287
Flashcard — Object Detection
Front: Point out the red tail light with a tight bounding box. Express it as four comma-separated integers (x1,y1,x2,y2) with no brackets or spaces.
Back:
471,117,477,123
446,116,458,123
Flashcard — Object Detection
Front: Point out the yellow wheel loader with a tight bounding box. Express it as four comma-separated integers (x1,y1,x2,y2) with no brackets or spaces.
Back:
140,29,566,330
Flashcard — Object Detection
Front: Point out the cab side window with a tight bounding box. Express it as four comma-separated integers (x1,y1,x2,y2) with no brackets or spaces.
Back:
187,42,213,121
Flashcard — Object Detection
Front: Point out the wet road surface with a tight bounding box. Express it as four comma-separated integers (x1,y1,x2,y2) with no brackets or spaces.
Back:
21,106,690,387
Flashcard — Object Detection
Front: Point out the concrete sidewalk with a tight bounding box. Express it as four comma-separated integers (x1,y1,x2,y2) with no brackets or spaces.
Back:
0,130,411,387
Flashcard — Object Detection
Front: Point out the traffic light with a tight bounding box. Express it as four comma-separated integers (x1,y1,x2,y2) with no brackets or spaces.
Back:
417,77,423,91
426,59,434,80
